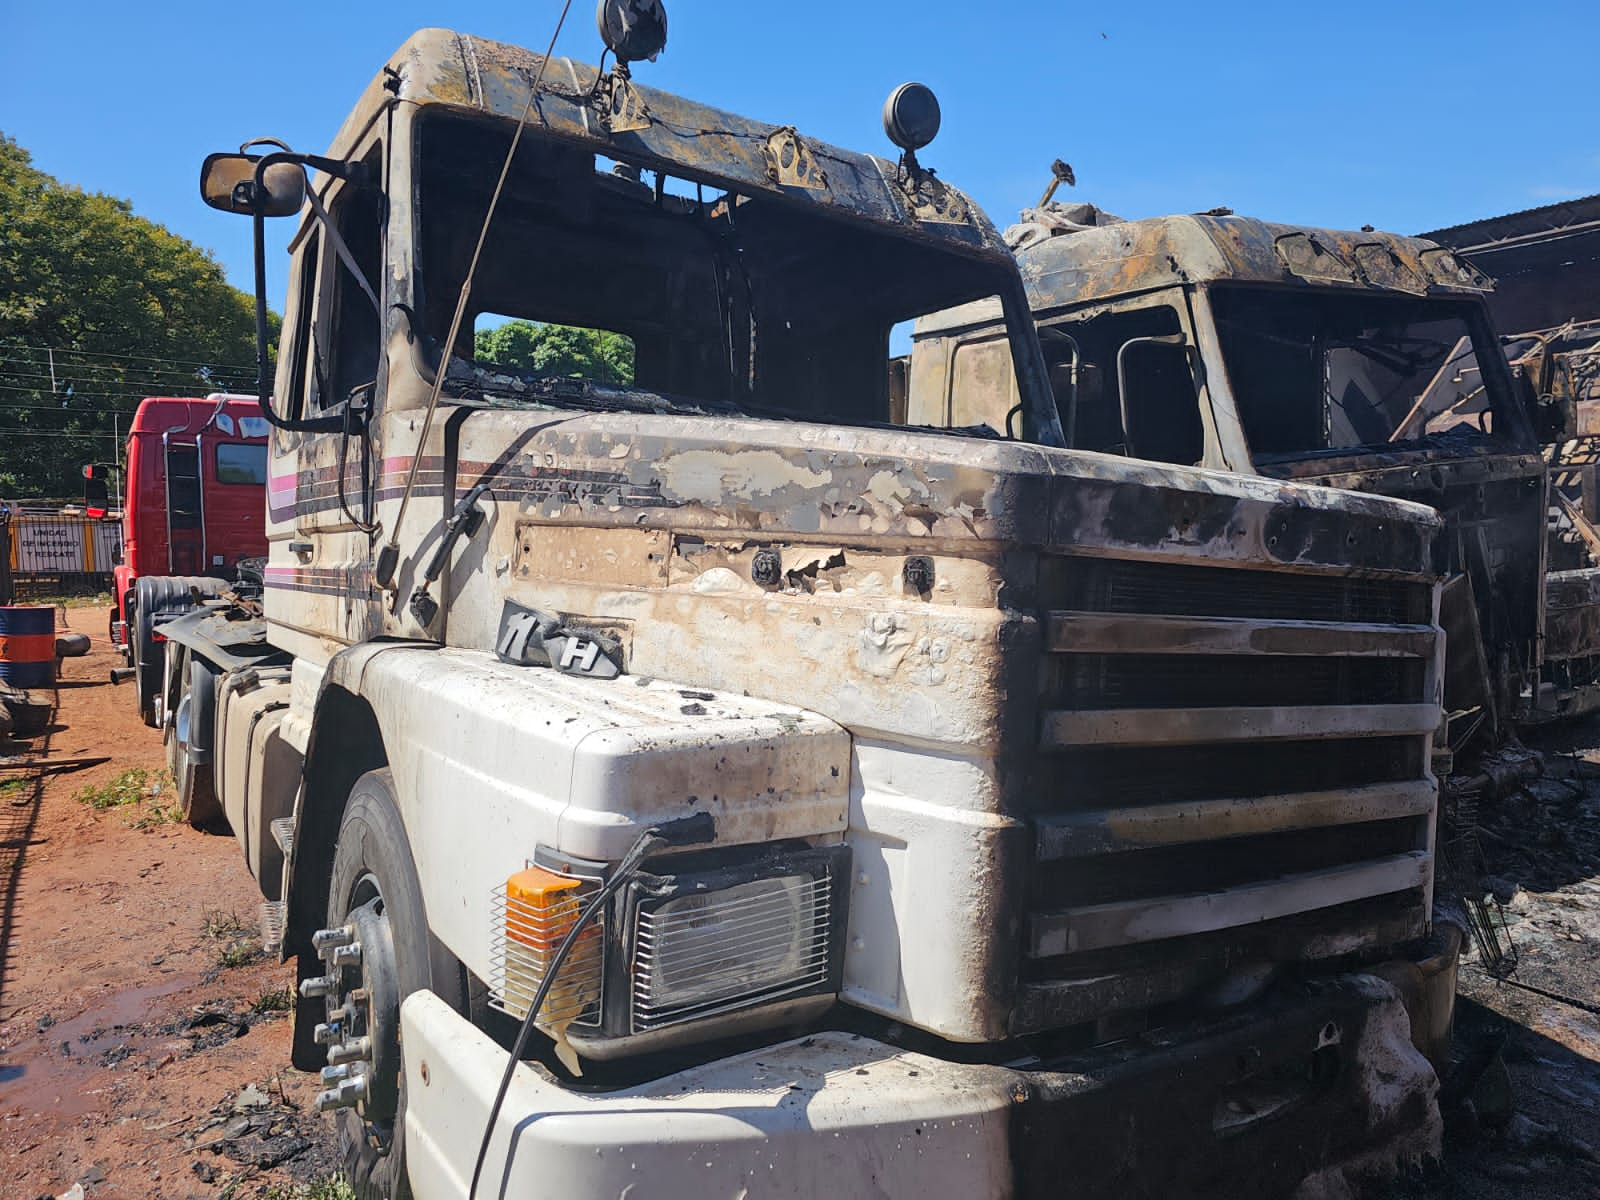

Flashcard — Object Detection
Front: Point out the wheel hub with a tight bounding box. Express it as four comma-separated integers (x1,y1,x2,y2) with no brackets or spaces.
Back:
305,887,402,1140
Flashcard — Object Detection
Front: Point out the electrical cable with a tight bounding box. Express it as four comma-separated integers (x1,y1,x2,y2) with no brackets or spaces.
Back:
1,343,258,371
465,811,712,1200
380,0,575,587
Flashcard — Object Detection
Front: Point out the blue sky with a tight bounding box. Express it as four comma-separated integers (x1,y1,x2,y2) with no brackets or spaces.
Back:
4,0,1596,315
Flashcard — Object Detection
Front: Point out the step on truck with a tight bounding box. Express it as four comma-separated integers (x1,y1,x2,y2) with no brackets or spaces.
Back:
165,17,1460,1198
108,393,269,725
912,202,1580,765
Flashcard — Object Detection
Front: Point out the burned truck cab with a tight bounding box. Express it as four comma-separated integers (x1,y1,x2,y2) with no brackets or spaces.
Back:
914,213,1548,751
186,25,1462,1199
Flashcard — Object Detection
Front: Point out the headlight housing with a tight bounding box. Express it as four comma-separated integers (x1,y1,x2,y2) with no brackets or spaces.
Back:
633,871,832,1030
489,843,848,1059
625,845,848,1036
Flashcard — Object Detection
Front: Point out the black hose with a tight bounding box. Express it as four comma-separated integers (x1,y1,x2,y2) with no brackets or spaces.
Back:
466,812,713,1199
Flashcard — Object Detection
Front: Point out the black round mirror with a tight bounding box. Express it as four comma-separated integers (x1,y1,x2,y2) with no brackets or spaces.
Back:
882,82,941,152
596,0,668,64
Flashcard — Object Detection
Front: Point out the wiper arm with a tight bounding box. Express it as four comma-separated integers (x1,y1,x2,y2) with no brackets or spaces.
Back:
406,481,492,629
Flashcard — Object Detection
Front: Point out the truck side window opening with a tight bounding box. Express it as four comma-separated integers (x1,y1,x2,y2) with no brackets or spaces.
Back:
165,444,201,529
414,112,1019,432
326,153,384,409
215,442,268,486
1210,287,1522,460
283,230,321,420
1042,306,1203,465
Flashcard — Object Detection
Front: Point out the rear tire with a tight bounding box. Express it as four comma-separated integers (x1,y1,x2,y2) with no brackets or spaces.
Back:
164,643,225,831
321,769,464,1200
132,595,159,727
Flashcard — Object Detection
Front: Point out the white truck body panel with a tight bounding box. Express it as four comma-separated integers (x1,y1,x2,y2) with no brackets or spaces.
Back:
401,989,1014,1200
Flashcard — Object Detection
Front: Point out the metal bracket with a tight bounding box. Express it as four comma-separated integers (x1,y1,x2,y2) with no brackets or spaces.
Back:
762,127,827,190
598,72,652,134
900,170,969,225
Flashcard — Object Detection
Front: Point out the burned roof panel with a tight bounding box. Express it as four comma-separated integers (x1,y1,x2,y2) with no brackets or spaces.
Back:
326,28,1008,261
992,215,1494,319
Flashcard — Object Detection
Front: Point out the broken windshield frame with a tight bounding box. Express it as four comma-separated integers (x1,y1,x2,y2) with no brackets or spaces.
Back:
410,109,1056,441
1207,285,1534,465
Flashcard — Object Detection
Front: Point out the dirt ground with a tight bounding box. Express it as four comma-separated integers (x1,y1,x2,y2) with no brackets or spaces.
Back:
0,604,1597,1199
0,607,338,1199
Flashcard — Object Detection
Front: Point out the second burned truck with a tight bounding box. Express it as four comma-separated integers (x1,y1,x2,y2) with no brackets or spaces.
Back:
912,203,1581,759
160,18,1457,1200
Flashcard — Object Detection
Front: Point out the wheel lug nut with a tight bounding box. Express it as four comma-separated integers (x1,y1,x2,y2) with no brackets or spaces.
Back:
312,926,356,952
314,1021,342,1046
299,975,336,999
315,1075,368,1112
330,942,364,967
321,1063,353,1084
328,1037,373,1066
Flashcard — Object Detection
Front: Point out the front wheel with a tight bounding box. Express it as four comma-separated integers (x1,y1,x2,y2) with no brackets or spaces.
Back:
315,769,463,1200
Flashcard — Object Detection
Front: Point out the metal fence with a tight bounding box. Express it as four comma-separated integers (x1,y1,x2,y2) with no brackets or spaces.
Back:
1,505,122,600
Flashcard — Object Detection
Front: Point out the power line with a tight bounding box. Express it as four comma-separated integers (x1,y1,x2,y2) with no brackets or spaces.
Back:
0,342,258,372
0,367,252,389
0,382,252,402
1,438,124,448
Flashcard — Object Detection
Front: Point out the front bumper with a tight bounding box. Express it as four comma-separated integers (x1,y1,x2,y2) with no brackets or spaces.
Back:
402,965,1446,1200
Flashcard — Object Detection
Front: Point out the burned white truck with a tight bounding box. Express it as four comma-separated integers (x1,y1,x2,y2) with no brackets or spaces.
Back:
912,208,1560,760
162,21,1458,1199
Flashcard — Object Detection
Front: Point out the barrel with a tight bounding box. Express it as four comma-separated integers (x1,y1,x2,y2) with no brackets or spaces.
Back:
0,605,57,688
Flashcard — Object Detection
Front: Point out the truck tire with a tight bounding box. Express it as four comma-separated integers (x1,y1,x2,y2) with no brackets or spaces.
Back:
320,770,464,1200
132,576,229,726
164,643,225,832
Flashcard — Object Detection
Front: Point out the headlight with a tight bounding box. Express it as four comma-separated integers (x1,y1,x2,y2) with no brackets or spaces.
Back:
489,845,848,1060
634,873,830,1029
627,846,847,1034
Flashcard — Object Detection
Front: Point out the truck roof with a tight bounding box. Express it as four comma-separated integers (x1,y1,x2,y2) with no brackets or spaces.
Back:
1020,214,1495,310
128,395,267,439
316,28,1009,261
916,214,1497,337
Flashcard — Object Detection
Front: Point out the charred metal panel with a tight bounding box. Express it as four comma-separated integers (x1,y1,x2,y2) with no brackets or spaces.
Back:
994,215,1495,321
1545,567,1600,661
1011,975,1440,1200
328,30,1004,259
1014,550,1439,1030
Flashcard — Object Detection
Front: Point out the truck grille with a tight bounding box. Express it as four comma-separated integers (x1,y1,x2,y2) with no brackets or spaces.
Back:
1015,556,1440,1033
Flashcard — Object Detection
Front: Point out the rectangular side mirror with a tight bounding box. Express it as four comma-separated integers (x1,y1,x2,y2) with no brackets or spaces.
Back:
200,152,306,217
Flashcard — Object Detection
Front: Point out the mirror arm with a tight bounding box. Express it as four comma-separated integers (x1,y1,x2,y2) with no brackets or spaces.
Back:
1115,333,1188,458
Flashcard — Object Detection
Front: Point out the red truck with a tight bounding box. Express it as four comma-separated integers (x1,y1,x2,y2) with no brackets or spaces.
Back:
109,394,269,724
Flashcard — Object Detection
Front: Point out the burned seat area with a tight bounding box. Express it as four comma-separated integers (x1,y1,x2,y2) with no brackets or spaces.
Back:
1013,555,1439,1034
414,111,1015,427
1210,286,1528,461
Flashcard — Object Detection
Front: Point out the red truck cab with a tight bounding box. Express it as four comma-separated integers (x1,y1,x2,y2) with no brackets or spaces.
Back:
110,394,268,723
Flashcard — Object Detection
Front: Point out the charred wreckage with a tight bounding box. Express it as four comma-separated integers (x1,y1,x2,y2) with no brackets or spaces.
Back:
145,8,1472,1198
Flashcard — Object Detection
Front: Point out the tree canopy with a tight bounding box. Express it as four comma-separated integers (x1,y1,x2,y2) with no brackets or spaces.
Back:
0,134,267,498
475,320,635,386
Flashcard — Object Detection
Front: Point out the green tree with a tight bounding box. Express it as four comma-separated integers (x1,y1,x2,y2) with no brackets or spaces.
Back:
475,319,634,386
0,133,270,498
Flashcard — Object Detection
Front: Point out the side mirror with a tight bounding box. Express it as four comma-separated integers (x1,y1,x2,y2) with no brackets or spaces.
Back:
200,152,305,217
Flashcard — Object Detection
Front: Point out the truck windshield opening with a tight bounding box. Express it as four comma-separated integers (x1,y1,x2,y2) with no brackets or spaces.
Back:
415,111,1020,433
1210,287,1523,462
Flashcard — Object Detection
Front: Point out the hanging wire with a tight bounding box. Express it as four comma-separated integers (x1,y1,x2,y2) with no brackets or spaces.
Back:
381,0,576,579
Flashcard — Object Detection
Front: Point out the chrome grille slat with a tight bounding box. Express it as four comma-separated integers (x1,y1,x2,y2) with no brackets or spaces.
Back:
1023,554,1439,990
